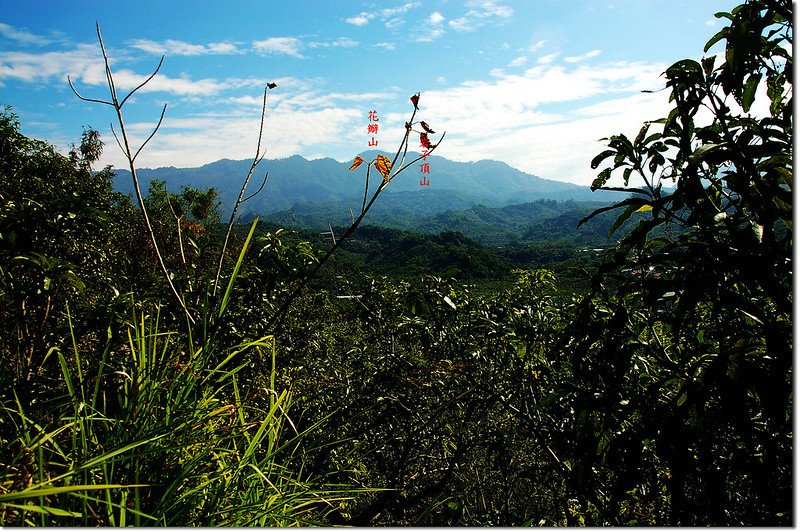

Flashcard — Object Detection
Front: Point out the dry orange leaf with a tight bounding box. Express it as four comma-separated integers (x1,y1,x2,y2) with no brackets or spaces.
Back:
349,156,365,171
374,154,392,181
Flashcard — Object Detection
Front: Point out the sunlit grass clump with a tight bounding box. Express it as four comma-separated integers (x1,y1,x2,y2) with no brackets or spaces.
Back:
0,303,352,526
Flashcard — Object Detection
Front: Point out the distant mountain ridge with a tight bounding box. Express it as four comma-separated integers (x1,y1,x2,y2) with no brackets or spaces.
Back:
112,151,624,219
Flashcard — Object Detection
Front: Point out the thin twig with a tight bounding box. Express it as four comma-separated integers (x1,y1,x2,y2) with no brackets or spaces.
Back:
361,164,371,214
264,115,445,332
119,56,165,109
109,123,126,156
165,186,187,266
68,77,114,107
212,84,274,298
71,22,194,323
242,172,269,203
132,104,167,163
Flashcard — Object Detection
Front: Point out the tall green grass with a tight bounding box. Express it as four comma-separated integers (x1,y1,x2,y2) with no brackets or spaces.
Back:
0,220,357,525
1,304,355,526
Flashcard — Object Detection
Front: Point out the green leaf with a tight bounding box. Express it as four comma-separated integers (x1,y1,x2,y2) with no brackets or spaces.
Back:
701,56,716,76
704,27,729,52
590,149,616,170
608,202,648,238
591,168,612,191
0,484,141,503
741,73,762,112
577,196,650,229
634,123,650,146
219,218,259,318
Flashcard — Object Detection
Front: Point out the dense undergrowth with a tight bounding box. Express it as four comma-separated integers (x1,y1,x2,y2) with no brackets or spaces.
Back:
0,0,792,525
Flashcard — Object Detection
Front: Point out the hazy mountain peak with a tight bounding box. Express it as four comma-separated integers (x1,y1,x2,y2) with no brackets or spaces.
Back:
113,153,620,218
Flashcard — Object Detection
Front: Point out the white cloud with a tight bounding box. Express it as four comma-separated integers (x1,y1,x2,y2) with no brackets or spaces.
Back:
0,44,104,85
0,23,51,46
429,11,445,24
384,17,407,30
129,38,242,56
252,37,304,58
527,39,547,53
346,3,420,27
450,0,514,31
380,3,420,18
415,28,445,42
414,10,447,42
97,89,396,170
467,0,514,18
394,58,670,186
0,43,256,99
308,38,359,48
564,49,602,63
346,14,371,26
537,52,559,64
509,56,527,67
448,17,473,32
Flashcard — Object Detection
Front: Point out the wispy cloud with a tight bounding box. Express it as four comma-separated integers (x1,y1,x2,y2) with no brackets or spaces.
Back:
0,42,253,98
394,57,669,185
449,0,514,32
98,87,397,169
345,2,421,28
414,10,447,42
0,44,104,85
537,52,559,64
429,11,445,25
252,37,304,58
346,14,370,26
0,22,52,46
308,37,359,48
564,49,602,63
527,39,547,53
129,38,242,56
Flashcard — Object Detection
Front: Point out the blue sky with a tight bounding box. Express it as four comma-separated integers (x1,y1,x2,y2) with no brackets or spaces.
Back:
1,0,735,186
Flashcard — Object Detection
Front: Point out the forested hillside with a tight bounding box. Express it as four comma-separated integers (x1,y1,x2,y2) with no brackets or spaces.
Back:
0,1,792,526
112,152,625,218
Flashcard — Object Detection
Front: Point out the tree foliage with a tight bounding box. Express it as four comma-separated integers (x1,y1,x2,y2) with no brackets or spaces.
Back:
570,0,792,524
0,0,792,525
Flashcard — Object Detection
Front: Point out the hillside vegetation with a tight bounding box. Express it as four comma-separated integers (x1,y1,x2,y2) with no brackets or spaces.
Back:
0,1,792,526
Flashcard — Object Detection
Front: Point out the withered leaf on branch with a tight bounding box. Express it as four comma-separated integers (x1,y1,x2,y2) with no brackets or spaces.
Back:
420,121,435,134
420,132,431,149
410,93,420,109
349,156,365,171
374,154,392,181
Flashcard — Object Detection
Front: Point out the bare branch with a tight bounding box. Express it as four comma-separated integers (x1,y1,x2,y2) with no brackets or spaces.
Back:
165,186,187,266
132,103,167,163
74,23,194,324
95,22,119,105
109,123,126,156
67,76,114,107
212,84,275,297
361,163,371,214
328,224,337,245
264,97,445,332
119,56,165,109
242,172,269,204
392,131,446,176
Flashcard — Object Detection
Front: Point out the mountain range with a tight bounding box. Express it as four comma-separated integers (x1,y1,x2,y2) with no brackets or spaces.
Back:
111,151,625,221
